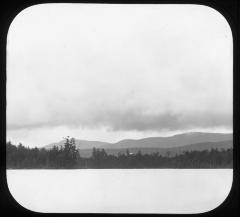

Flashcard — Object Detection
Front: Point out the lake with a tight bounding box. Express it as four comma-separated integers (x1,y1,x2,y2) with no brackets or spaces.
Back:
7,169,232,214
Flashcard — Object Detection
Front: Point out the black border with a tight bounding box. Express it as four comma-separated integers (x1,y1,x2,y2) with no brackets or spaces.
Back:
0,0,239,216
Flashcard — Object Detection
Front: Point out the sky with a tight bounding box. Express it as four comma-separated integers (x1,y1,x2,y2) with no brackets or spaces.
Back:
6,4,233,147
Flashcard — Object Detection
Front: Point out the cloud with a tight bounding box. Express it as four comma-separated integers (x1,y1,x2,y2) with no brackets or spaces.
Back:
7,4,233,138
7,103,232,132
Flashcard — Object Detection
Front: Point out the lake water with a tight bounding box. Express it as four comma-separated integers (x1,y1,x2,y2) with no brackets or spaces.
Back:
7,169,232,214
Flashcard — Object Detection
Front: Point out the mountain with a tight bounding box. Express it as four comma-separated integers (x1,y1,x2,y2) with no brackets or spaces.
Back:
101,132,232,149
76,140,233,158
44,132,232,150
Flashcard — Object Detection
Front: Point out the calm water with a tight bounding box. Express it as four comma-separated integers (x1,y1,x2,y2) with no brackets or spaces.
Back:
7,169,232,214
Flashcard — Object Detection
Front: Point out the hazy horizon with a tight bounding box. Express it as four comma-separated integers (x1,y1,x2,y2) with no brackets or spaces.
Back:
7,4,233,147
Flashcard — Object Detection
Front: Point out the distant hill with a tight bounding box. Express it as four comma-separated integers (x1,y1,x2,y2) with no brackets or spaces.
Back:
77,140,233,158
44,132,232,151
102,132,232,149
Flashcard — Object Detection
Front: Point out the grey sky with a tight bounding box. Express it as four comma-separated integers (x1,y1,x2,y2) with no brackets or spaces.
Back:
7,4,233,147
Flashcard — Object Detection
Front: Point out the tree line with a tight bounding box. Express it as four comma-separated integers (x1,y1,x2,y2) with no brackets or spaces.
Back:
6,137,233,169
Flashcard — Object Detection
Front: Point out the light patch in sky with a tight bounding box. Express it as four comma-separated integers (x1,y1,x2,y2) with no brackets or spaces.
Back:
7,4,233,147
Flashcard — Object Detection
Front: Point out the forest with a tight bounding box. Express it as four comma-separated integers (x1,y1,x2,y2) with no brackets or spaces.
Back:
6,137,233,169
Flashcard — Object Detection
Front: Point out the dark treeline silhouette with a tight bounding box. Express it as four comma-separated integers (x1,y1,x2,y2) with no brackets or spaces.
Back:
7,137,79,169
6,137,233,169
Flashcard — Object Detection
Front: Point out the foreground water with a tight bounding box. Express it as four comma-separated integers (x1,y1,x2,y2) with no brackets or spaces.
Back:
7,169,232,214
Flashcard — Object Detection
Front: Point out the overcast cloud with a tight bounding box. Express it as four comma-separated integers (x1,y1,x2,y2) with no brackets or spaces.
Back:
7,4,233,147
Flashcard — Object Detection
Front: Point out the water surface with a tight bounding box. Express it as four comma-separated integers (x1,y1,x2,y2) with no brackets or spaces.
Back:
7,169,232,213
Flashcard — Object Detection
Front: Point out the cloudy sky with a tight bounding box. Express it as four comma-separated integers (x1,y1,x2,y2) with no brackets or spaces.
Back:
7,4,233,147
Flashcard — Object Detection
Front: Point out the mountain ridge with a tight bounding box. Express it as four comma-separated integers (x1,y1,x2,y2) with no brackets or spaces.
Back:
44,132,233,150
77,140,233,158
